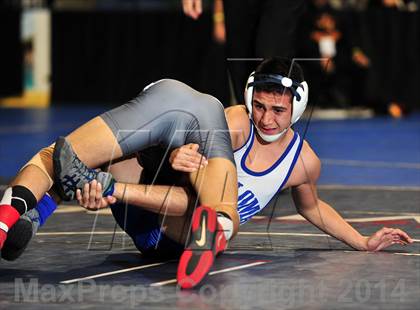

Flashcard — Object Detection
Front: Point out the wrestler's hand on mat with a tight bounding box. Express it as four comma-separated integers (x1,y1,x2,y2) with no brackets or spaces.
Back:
182,0,202,20
366,227,413,252
76,180,117,211
169,143,208,173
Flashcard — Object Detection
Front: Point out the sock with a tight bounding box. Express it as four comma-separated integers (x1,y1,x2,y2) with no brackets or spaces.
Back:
1,186,37,216
35,194,57,227
0,186,37,248
217,213,233,240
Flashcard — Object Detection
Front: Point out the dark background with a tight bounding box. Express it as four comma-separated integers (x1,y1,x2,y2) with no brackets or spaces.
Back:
0,1,418,109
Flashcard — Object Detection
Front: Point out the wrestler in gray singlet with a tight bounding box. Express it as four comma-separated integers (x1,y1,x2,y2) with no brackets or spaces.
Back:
100,79,234,164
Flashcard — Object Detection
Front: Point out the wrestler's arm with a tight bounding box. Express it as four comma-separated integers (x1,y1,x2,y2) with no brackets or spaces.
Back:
111,182,191,216
77,157,192,216
78,158,238,228
291,142,413,251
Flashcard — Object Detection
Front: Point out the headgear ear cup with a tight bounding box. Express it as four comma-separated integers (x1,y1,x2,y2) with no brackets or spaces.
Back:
291,81,309,124
245,72,255,114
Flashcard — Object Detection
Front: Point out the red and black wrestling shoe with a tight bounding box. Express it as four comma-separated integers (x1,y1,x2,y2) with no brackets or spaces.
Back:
177,205,227,289
0,204,21,248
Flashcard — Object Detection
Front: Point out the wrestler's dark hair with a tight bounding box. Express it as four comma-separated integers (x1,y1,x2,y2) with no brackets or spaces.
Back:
253,57,304,94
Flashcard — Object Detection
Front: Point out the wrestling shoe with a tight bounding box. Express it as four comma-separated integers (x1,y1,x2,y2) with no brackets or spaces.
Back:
177,205,227,289
1,194,57,261
1,209,40,261
53,136,115,201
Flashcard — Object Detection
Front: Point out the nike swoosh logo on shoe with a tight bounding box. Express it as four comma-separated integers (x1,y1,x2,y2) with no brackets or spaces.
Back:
196,217,206,247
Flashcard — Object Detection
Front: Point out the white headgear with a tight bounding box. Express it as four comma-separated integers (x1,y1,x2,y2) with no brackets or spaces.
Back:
245,72,309,142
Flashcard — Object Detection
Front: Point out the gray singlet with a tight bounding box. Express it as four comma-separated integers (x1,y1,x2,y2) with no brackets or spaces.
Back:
100,79,234,164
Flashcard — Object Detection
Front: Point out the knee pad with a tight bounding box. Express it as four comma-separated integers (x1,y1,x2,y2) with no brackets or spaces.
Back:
20,144,55,188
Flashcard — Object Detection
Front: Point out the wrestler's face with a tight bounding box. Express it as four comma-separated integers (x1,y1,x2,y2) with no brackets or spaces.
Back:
252,90,293,136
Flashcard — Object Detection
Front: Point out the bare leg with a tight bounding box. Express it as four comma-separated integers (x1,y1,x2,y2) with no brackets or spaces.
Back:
11,166,53,201
66,117,123,168
0,116,125,249
159,158,239,250
160,211,193,246
10,117,122,202
108,156,143,184
189,157,239,235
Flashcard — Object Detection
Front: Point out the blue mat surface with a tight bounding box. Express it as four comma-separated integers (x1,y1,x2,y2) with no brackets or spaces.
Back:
295,114,420,186
1,106,419,186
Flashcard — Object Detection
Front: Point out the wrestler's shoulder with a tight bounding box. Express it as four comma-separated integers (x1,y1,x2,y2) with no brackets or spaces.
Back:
223,106,250,148
224,105,249,128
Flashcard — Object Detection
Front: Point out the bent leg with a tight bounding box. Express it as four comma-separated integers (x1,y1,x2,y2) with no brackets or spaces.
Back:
162,157,239,247
108,156,143,184
0,116,123,248
65,116,123,168
189,157,239,236
11,116,123,201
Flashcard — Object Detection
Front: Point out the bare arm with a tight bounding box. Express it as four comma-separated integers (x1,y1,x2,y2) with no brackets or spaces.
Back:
291,148,367,250
111,156,192,216
77,156,192,216
292,184,368,250
112,182,191,216
292,143,412,251
77,180,191,217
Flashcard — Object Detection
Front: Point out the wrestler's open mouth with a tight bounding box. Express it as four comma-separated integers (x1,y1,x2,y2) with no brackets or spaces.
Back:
260,127,278,134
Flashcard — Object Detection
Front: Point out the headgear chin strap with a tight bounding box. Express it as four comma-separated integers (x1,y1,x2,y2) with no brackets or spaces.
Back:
255,127,288,143
245,72,309,142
